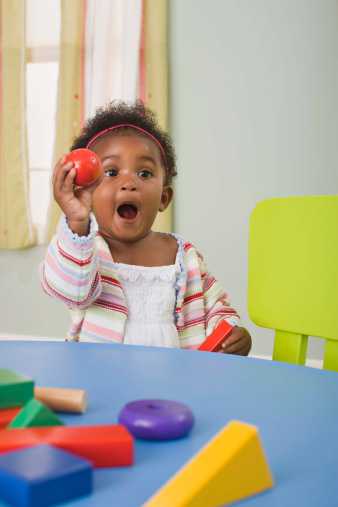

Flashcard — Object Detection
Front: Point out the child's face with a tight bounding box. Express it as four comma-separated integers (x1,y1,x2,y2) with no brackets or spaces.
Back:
91,134,172,244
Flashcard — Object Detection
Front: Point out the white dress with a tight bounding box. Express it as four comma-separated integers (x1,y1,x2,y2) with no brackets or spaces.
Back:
112,261,181,348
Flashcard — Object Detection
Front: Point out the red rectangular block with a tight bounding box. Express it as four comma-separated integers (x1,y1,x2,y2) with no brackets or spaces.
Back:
198,320,234,352
0,424,133,468
0,407,21,428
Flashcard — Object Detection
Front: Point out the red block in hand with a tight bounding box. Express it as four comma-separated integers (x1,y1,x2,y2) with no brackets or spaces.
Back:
198,320,234,352
0,424,133,468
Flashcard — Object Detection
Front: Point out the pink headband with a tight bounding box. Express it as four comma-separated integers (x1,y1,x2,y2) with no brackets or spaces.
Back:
86,124,167,168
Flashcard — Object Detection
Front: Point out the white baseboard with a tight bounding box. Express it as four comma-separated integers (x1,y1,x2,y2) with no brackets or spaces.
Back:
0,333,63,342
251,353,323,370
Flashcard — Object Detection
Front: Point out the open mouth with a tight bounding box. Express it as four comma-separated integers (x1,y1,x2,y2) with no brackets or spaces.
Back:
117,203,139,220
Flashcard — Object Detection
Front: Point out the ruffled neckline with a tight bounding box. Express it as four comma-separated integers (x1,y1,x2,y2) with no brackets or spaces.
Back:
95,231,186,296
112,262,177,282
110,233,184,282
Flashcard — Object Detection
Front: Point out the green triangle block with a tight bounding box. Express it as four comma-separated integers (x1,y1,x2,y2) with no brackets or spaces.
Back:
9,398,64,428
0,369,34,409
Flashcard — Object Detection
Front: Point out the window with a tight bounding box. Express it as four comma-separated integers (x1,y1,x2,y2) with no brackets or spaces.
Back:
26,0,60,242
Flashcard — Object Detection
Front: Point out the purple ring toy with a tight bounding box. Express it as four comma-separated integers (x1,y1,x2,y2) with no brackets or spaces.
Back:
118,399,195,440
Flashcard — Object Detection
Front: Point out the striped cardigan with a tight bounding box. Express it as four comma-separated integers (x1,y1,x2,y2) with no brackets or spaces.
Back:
41,216,240,348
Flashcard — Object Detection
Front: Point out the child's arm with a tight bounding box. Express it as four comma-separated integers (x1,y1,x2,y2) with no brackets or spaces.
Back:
197,251,239,332
40,155,103,308
41,215,101,308
197,251,252,356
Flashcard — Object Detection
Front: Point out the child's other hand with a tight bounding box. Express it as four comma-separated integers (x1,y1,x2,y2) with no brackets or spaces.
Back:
52,155,102,236
220,326,252,356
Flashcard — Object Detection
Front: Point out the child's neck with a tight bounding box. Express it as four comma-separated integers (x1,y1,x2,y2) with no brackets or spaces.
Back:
100,230,178,267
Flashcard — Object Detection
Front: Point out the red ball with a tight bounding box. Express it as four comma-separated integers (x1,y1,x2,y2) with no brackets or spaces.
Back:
65,148,103,187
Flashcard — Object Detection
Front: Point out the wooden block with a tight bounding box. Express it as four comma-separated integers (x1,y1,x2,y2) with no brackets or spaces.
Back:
0,407,20,428
0,369,34,409
9,399,64,429
144,420,274,507
0,424,134,468
198,321,234,352
34,386,87,413
0,444,92,507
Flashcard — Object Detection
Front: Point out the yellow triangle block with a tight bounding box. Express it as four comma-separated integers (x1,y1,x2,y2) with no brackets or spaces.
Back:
144,420,274,507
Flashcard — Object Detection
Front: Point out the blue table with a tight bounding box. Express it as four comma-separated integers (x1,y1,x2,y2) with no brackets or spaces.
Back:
1,341,338,506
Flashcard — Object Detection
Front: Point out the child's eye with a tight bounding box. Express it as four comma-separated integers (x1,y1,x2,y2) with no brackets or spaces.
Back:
105,168,118,177
138,169,153,179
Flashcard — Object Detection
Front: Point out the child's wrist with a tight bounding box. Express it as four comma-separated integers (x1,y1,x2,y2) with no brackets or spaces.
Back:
67,218,90,236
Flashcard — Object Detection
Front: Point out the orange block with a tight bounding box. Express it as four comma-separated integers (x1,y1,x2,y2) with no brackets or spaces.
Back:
0,424,133,468
0,407,21,428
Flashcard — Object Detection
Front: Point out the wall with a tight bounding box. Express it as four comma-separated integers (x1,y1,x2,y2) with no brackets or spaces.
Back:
170,0,338,357
0,247,69,338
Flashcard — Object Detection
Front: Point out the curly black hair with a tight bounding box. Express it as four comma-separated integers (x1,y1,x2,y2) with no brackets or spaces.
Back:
71,101,177,184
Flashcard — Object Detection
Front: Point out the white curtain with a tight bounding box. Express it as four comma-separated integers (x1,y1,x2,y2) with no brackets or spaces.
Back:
84,0,142,119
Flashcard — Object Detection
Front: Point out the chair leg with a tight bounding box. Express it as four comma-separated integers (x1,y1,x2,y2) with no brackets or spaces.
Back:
323,340,338,372
273,330,308,365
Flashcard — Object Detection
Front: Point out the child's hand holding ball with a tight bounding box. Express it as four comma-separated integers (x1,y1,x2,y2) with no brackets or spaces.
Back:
53,149,104,236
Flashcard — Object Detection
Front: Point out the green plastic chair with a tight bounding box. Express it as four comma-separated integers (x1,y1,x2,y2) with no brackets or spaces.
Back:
248,195,338,371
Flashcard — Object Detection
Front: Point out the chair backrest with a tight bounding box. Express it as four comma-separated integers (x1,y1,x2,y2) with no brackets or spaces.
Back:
248,195,338,371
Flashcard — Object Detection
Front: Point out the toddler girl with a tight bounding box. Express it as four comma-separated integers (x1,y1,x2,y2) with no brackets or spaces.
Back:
41,101,251,355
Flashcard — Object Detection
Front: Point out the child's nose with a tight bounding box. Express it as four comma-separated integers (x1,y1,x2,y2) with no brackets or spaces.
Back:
120,175,137,192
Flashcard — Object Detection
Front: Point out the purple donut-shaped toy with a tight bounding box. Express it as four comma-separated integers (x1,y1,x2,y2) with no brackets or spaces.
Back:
118,399,195,440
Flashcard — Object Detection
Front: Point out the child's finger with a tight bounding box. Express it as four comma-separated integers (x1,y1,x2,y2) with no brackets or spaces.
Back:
220,343,249,355
52,155,68,184
221,331,251,355
221,328,246,350
221,327,241,346
222,340,246,354
53,161,74,193
62,168,77,193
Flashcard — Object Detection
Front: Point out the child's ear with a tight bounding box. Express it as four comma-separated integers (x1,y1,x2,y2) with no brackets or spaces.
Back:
159,186,173,212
